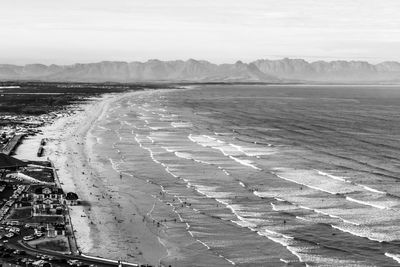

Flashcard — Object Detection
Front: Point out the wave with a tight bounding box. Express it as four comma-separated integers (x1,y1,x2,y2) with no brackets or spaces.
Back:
188,134,273,159
330,225,386,243
134,134,161,165
315,170,347,182
316,169,387,195
228,156,261,170
384,253,400,264
274,173,338,195
132,131,347,266
256,230,306,265
174,151,193,161
196,239,211,250
214,132,233,136
360,185,386,194
273,169,391,209
96,125,110,131
300,205,360,226
229,143,274,157
108,157,122,172
171,121,193,128
270,198,360,226
222,257,235,266
345,196,388,210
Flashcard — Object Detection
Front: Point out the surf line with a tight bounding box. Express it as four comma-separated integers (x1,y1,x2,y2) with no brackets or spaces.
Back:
188,134,262,171
133,131,305,266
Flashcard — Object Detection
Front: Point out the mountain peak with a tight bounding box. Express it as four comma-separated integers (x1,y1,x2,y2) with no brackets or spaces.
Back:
0,58,399,82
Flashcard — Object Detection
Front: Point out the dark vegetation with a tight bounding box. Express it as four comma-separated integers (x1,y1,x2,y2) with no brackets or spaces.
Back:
8,207,32,220
23,168,53,183
0,81,174,115
0,183,15,202
36,239,69,252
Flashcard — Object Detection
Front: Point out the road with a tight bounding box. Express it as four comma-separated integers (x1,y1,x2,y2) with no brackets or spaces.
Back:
4,238,141,267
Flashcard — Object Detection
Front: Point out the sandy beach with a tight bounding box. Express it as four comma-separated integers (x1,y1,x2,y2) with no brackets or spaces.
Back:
14,91,174,266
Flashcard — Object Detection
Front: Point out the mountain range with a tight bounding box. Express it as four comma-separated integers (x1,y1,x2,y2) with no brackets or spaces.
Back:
1,58,400,83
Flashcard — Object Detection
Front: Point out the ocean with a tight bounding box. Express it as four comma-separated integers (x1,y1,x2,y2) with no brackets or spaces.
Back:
88,84,400,266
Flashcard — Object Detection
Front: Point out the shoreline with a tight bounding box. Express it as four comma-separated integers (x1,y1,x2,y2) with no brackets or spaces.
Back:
14,90,171,266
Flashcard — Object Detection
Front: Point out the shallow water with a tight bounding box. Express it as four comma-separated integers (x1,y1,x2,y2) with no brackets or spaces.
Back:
91,85,400,266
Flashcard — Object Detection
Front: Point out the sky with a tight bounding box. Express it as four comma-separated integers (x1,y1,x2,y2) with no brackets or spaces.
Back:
1,0,400,65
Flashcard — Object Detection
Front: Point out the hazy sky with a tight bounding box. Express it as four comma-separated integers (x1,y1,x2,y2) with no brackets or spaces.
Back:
1,0,400,64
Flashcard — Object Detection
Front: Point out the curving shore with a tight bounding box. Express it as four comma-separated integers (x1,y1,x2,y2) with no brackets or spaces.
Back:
14,91,172,266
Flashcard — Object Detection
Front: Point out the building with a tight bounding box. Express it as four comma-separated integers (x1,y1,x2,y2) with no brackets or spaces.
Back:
31,186,65,216
34,186,64,200
46,223,66,237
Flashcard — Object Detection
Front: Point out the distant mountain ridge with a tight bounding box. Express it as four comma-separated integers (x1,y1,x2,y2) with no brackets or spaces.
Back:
0,58,399,83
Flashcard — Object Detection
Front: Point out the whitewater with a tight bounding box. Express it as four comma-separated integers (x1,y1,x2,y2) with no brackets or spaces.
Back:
86,84,400,266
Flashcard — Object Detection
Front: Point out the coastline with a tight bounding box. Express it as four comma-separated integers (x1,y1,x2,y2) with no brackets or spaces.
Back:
10,83,400,266
14,90,171,266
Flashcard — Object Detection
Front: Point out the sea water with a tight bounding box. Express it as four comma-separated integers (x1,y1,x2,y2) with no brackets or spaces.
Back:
90,84,400,266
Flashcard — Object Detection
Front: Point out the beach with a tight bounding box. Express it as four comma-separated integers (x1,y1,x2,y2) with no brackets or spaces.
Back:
14,91,175,266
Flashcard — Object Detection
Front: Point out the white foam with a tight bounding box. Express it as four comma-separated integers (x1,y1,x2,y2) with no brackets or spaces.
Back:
222,169,230,176
171,121,193,128
188,134,241,156
173,151,215,166
229,156,261,170
316,170,386,195
275,173,338,195
221,256,235,265
108,158,121,172
271,203,279,211
345,196,388,210
296,216,312,222
361,185,386,194
134,134,163,165
256,230,305,265
331,225,385,242
231,219,257,228
315,170,347,182
174,151,193,160
165,167,179,178
195,186,233,200
196,239,210,249
230,143,274,157
302,206,360,226
162,147,175,153
385,253,400,264
96,125,109,131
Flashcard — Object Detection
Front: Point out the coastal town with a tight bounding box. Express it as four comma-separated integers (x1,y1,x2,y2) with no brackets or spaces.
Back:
0,126,137,267
0,83,152,267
